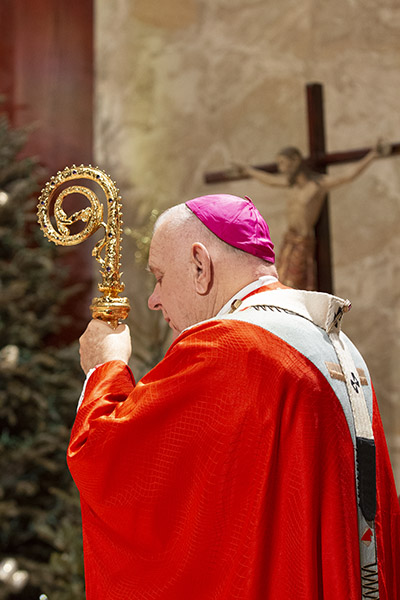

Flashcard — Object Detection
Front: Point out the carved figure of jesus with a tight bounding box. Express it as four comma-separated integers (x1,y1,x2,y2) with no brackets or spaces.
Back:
234,142,386,290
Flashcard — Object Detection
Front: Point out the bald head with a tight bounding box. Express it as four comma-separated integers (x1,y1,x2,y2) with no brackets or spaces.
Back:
154,203,240,263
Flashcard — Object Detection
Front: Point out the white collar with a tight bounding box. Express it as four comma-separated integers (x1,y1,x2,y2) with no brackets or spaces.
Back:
216,275,278,317
228,287,352,333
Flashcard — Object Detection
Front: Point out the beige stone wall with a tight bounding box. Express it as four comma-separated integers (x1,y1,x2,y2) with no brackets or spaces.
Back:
95,0,400,488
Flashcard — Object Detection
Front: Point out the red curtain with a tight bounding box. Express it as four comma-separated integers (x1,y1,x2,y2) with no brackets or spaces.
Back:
0,0,94,341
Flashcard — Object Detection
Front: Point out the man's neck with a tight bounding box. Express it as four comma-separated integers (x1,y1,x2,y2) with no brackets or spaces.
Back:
216,275,279,317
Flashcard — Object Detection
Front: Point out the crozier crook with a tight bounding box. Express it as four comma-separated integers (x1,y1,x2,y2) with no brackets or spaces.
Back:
37,164,130,328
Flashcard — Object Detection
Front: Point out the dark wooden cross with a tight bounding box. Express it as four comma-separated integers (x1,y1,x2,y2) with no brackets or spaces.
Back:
204,82,400,294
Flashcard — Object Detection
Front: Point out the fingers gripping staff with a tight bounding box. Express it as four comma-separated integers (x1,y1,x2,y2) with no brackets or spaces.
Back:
37,164,130,329
79,319,132,376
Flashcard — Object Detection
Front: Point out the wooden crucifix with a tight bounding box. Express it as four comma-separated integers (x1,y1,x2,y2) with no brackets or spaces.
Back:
204,82,400,294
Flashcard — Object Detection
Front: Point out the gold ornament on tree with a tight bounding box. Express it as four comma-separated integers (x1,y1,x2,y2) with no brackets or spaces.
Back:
37,164,130,328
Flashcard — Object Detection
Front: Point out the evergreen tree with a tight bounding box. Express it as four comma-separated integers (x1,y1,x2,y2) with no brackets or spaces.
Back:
0,116,85,599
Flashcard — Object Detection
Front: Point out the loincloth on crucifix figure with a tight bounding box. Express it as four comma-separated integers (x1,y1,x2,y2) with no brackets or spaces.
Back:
234,141,389,290
277,228,316,290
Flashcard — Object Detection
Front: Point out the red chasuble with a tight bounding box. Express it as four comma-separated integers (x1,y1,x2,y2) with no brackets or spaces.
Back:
68,290,400,599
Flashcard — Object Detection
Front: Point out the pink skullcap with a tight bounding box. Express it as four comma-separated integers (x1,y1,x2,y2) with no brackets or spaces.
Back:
186,194,275,263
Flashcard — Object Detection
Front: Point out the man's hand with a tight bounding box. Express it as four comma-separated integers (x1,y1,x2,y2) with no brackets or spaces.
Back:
79,319,132,375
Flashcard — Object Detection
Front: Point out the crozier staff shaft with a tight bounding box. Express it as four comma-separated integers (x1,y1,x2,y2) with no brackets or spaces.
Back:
37,164,130,328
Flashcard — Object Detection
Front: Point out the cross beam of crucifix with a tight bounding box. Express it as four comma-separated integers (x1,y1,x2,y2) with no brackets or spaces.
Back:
204,82,400,294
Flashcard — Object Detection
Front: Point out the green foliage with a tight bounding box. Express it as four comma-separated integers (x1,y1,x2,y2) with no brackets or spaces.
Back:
0,117,85,599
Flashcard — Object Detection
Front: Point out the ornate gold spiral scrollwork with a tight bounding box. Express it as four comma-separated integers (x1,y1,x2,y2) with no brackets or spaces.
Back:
37,164,130,328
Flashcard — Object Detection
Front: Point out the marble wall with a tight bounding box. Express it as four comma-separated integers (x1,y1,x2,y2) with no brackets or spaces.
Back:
95,0,400,488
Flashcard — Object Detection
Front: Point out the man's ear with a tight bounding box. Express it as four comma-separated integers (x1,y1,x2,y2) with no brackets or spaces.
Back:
191,242,212,294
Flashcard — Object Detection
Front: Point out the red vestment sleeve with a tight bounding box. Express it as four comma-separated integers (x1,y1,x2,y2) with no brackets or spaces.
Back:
68,359,136,493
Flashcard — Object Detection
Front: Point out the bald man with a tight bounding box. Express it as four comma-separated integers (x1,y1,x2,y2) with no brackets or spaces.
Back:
69,195,400,600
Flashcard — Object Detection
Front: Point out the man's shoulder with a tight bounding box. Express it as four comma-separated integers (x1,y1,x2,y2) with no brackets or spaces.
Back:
169,318,261,356
169,313,313,371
